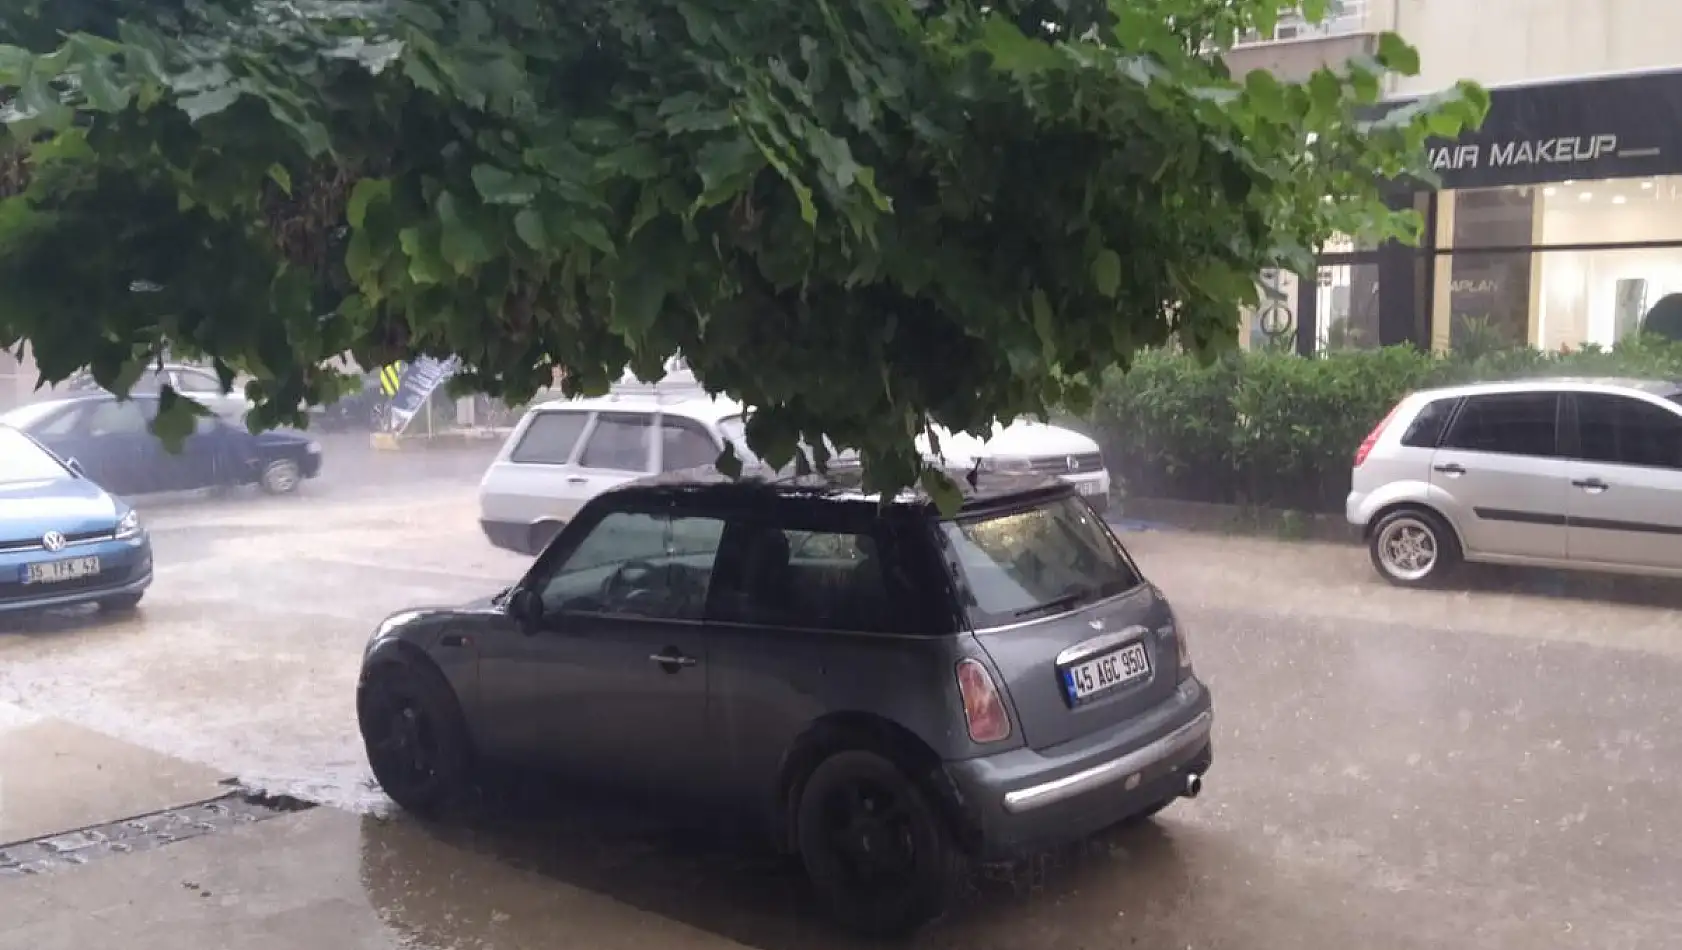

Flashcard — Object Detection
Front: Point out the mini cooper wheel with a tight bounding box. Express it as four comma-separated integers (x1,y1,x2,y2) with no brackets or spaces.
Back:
259,459,302,495
794,750,965,938
357,657,474,818
1369,508,1461,588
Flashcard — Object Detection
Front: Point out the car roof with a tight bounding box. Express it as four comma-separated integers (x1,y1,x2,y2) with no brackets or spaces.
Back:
604,464,1073,514
1411,376,1682,400
529,390,742,423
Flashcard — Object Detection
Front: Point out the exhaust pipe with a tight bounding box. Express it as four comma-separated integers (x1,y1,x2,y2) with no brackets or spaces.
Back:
1182,772,1203,800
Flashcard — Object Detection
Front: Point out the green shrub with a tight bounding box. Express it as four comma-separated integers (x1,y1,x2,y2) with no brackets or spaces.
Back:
1087,335,1682,513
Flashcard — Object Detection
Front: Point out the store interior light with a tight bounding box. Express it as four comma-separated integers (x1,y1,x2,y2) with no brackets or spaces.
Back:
1613,195,1628,205
1579,191,1594,201
1642,180,1656,189
1544,187,1558,197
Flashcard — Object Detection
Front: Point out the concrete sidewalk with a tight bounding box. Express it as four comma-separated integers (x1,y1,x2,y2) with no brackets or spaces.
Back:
3,806,755,950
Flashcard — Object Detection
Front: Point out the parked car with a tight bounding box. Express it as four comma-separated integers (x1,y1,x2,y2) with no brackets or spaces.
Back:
477,383,1110,556
1348,377,1682,586
359,467,1212,936
0,425,153,615
0,393,323,498
64,362,254,421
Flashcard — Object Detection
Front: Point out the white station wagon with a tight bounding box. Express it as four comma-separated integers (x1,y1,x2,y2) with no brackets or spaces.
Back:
478,380,1112,555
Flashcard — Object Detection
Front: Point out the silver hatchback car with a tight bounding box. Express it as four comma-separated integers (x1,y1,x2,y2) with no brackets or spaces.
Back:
1347,378,1682,586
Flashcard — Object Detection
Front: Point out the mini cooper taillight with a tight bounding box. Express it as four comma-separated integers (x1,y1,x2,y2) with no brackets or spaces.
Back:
956,658,1011,743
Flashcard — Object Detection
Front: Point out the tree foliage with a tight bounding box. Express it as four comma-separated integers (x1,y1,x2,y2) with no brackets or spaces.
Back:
0,0,1484,494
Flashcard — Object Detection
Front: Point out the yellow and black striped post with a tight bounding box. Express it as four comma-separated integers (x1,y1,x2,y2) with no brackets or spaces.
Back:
378,362,404,396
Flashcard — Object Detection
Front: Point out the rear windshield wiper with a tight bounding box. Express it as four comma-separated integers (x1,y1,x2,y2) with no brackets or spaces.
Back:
1013,585,1096,619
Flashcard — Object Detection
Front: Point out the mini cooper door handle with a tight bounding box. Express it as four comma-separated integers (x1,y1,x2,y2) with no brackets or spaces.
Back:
649,651,698,668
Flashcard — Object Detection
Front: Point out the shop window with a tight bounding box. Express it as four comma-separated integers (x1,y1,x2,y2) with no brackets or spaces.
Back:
1431,177,1682,352
1316,260,1381,351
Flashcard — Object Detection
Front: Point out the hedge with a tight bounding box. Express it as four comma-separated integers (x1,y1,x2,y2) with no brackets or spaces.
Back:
1086,336,1682,513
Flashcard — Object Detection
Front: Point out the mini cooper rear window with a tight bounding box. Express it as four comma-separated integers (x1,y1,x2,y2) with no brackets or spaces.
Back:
938,495,1140,627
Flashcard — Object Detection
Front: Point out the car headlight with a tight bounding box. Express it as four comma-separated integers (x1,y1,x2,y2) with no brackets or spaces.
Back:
115,509,143,540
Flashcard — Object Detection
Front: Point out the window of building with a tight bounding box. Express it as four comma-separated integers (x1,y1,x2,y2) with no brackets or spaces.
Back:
1431,177,1682,352
578,413,653,472
511,411,590,465
1574,394,1682,469
1440,392,1559,457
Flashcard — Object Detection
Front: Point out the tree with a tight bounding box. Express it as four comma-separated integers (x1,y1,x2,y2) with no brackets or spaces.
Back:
0,0,1484,497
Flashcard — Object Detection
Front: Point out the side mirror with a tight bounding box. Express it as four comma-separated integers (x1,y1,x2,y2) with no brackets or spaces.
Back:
507,588,544,631
66,457,86,478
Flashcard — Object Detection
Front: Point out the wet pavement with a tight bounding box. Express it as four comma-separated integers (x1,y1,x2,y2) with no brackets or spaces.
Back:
3,462,1682,949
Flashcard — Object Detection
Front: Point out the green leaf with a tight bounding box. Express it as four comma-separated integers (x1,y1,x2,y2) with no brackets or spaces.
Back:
695,137,762,196
267,164,292,195
152,387,210,452
178,83,244,122
611,277,665,338
514,208,547,250
436,191,494,273
1375,32,1421,76
346,178,391,229
471,164,541,205
1092,249,1122,298
919,469,962,517
979,17,1063,74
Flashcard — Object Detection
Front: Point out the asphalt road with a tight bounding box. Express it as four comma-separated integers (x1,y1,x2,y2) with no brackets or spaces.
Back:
2,468,1681,950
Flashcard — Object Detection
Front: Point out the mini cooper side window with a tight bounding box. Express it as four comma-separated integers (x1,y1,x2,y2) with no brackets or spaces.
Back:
538,511,724,621
710,525,896,633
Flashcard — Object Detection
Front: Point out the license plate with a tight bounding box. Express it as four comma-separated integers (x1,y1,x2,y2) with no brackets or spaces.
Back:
1063,641,1150,702
22,556,101,585
1076,480,1104,496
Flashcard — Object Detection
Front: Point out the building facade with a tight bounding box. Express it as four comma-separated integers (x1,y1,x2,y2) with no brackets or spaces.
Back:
1228,0,1682,355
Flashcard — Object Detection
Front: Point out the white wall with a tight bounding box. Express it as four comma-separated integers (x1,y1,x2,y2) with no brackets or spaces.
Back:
1393,0,1682,93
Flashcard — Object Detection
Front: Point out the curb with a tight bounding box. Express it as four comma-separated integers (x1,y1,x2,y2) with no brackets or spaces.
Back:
1113,497,1361,545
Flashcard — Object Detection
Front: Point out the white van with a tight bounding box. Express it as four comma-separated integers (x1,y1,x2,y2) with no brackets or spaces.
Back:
477,385,1111,554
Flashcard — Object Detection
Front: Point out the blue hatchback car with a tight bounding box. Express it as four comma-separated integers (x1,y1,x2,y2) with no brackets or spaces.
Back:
0,425,154,616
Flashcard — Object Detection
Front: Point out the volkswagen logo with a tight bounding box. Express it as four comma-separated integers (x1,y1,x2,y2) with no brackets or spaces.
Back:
41,530,66,553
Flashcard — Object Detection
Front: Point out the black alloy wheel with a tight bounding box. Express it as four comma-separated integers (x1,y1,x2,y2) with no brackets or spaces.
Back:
795,750,965,938
358,658,473,818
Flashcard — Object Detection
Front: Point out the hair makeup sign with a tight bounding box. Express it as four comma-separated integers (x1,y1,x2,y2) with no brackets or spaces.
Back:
1379,68,1682,190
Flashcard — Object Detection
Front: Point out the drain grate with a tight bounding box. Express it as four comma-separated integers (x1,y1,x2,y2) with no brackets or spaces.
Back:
0,789,316,878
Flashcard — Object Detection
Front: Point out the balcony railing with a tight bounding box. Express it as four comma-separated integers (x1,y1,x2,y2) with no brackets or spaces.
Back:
1234,0,1371,45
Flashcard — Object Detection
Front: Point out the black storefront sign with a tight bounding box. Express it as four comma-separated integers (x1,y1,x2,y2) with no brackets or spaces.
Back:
1384,67,1682,189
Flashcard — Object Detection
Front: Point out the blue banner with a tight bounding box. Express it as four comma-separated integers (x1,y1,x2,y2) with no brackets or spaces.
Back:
385,356,460,434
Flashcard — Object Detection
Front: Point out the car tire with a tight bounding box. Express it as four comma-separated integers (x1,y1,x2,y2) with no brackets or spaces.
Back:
794,749,965,938
97,591,145,613
1369,507,1461,588
259,459,303,495
357,655,475,819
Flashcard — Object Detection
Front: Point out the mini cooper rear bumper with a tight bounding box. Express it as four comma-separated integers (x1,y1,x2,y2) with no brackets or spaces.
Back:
942,677,1212,858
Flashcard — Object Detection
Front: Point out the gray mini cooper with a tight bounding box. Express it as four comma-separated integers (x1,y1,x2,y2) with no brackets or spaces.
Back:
356,468,1214,936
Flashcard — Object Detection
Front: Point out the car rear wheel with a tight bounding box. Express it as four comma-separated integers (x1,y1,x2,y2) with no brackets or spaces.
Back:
1369,508,1461,587
358,657,474,818
794,749,965,938
259,459,302,495
97,591,144,613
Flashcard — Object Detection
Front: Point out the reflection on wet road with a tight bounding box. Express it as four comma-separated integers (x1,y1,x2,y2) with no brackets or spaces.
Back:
4,473,1682,949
